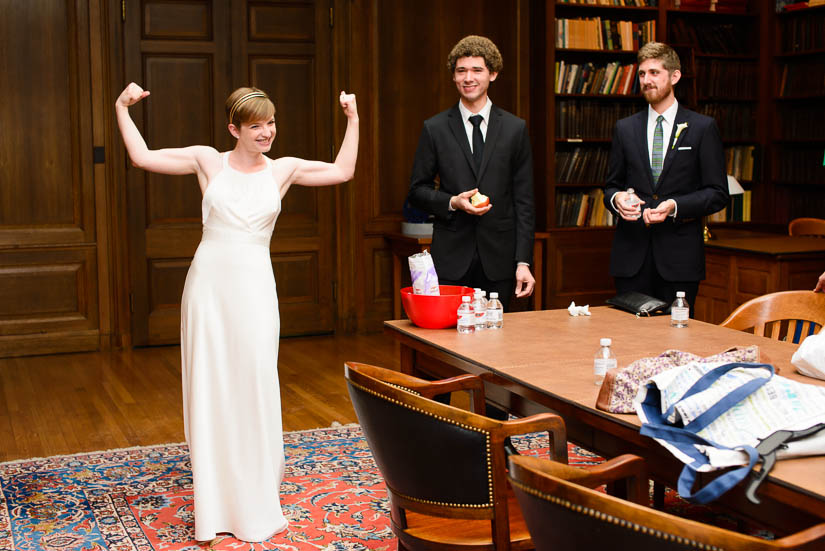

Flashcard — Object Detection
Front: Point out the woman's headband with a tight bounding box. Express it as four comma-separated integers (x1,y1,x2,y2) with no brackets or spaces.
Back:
229,92,267,124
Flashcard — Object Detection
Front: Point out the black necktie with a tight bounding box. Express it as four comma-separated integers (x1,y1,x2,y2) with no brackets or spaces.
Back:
469,114,484,169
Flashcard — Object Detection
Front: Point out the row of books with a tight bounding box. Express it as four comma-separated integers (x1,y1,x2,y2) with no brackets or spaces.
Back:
697,103,756,141
674,0,749,13
555,18,656,51
556,189,617,227
779,11,825,53
555,61,639,95
774,147,825,184
695,60,758,99
707,191,752,223
779,0,825,13
555,101,638,139
724,146,756,181
556,0,657,5
668,19,752,55
778,104,825,140
555,147,610,184
778,61,825,96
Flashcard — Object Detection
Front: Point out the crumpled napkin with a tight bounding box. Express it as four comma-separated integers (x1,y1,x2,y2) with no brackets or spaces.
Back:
568,301,591,317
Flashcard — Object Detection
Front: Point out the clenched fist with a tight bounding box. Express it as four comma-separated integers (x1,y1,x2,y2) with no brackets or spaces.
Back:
339,91,358,120
116,82,150,108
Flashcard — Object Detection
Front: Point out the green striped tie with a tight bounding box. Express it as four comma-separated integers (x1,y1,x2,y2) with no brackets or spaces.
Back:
651,115,664,184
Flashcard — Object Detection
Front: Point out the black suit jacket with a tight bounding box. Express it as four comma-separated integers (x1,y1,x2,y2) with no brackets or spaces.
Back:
407,104,534,281
603,105,729,281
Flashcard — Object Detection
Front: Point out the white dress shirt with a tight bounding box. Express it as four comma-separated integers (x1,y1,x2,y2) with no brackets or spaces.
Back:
457,98,493,154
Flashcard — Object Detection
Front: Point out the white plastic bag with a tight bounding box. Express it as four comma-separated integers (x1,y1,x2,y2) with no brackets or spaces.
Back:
408,251,440,295
792,332,825,380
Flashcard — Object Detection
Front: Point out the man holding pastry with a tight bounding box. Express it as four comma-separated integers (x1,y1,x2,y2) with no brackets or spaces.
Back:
407,35,535,311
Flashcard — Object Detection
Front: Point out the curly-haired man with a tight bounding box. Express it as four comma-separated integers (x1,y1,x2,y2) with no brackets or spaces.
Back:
407,35,535,312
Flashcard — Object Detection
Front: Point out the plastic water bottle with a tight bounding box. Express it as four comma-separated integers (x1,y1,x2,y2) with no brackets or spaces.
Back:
486,292,504,329
624,187,641,219
457,295,475,334
594,338,617,386
473,290,487,331
671,291,689,328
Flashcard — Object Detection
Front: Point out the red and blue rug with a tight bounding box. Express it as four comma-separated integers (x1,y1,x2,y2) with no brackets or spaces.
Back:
0,425,768,550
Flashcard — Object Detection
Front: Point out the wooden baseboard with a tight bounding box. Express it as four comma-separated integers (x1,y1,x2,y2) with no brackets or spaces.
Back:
0,330,100,358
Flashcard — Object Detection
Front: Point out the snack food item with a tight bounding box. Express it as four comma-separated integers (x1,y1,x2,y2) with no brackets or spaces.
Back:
470,191,490,208
408,250,440,295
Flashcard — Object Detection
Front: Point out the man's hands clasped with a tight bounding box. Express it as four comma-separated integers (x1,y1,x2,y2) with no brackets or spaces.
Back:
615,190,675,225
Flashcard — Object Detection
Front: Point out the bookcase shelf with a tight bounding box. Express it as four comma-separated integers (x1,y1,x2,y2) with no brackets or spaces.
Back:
557,48,642,54
533,0,779,307
555,138,613,143
556,93,644,99
768,4,825,222
775,94,825,100
774,49,825,59
665,9,756,17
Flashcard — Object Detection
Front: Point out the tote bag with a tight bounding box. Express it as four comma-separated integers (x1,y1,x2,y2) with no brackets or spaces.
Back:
635,361,825,504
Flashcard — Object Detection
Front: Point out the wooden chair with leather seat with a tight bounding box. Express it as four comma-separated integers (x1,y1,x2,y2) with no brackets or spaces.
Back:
720,290,825,343
789,217,825,237
508,454,825,551
344,361,568,551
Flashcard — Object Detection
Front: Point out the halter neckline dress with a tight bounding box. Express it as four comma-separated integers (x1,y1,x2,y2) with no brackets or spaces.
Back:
180,151,287,542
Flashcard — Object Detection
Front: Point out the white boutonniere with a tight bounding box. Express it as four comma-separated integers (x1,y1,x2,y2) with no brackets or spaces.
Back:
672,122,688,149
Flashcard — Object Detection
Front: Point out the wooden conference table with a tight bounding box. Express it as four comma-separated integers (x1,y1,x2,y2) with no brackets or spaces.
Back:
384,307,825,533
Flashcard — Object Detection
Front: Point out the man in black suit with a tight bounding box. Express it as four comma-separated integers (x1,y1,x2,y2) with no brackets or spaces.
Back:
407,35,535,311
604,42,729,312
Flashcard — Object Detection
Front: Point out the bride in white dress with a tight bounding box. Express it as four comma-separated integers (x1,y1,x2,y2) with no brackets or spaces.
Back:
115,83,358,542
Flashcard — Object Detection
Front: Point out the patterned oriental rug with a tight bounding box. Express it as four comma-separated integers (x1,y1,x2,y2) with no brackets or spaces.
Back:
0,425,770,551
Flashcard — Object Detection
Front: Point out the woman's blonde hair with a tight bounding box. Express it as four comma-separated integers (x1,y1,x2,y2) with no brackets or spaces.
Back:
225,87,275,127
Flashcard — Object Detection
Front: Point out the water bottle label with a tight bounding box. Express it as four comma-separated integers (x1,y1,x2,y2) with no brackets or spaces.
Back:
458,313,474,325
487,310,503,322
671,307,689,321
594,359,617,376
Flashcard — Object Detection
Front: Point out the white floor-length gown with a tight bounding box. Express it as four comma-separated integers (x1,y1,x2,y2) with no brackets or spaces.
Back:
180,152,288,542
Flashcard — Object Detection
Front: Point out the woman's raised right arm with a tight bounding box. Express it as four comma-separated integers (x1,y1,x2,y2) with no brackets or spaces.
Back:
115,82,215,176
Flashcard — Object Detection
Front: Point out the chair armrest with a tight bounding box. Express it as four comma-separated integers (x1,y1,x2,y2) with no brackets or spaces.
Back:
779,523,825,551
407,374,487,413
541,453,648,505
499,413,568,464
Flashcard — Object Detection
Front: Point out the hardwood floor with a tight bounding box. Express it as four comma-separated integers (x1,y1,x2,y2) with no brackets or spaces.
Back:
0,333,400,462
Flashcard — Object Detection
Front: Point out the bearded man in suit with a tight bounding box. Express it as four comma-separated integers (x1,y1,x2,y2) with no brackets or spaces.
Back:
407,35,535,312
604,41,729,313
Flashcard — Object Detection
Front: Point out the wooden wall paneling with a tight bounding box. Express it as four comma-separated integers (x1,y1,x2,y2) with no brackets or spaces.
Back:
89,0,116,349
330,0,357,332
123,0,231,345
695,250,732,324
236,0,336,336
0,0,105,357
0,248,100,357
544,229,615,310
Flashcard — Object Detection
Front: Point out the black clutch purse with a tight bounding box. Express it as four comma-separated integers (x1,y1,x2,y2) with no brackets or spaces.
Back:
606,291,668,317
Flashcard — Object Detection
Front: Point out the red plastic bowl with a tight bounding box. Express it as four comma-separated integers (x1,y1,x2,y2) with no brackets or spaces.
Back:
400,285,475,329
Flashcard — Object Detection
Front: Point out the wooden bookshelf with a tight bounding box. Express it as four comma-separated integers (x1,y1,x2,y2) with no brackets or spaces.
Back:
770,4,825,224
534,0,770,309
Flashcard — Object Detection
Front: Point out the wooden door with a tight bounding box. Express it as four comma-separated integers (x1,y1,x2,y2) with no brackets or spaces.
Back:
0,0,103,357
124,0,335,345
